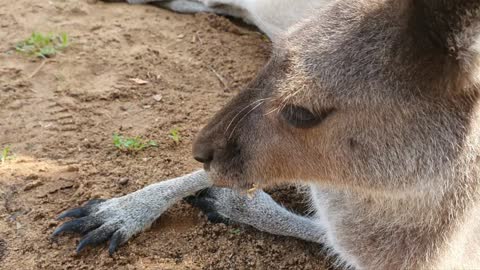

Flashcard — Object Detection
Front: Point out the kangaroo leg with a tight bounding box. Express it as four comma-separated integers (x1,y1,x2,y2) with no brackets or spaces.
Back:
186,187,326,243
53,170,212,255
105,0,243,18
150,0,215,13
154,0,245,17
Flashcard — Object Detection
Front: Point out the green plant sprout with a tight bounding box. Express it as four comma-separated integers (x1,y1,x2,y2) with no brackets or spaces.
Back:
16,32,69,58
230,228,242,235
1,146,11,164
113,134,157,152
168,128,182,145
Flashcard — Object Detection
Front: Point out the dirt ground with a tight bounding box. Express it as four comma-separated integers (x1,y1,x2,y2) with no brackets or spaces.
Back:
0,0,332,269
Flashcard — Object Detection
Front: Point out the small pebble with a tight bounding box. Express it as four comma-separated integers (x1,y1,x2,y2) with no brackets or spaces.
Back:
118,178,129,186
152,94,162,102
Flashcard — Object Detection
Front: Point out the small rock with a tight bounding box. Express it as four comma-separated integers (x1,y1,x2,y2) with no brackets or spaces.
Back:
118,178,129,186
129,78,149,85
152,94,163,102
48,220,59,228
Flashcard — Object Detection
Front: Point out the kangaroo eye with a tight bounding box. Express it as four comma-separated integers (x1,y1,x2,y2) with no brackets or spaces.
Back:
281,105,333,129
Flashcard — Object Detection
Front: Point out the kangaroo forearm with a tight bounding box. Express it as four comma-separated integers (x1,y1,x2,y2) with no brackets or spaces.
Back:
208,189,326,244
248,199,326,244
123,169,212,217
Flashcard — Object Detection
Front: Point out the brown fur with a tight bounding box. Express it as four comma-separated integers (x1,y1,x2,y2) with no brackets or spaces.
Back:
193,0,480,268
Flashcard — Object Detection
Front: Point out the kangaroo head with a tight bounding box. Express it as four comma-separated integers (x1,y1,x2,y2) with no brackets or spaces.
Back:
193,0,480,193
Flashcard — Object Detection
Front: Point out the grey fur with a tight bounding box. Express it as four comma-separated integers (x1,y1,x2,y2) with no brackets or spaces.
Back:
91,170,211,236
192,187,326,243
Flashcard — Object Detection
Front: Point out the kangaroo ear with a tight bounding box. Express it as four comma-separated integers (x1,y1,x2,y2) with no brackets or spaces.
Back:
418,1,480,55
416,0,480,82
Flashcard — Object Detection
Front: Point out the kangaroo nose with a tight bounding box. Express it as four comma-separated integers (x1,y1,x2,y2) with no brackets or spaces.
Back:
193,142,214,164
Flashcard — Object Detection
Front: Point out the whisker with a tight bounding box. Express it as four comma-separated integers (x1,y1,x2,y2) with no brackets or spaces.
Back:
224,98,270,136
264,105,281,116
228,100,265,140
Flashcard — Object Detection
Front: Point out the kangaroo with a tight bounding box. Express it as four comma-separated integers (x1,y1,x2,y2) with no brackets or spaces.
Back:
53,0,480,269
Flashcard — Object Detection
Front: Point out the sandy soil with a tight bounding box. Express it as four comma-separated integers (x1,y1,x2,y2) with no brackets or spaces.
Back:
0,0,332,269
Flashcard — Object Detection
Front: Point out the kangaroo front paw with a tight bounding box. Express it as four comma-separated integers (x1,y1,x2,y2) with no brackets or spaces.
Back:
53,196,160,255
185,189,233,224
185,187,275,226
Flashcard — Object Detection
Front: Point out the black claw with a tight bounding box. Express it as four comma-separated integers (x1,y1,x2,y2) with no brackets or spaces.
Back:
109,230,126,256
76,225,116,253
183,195,196,205
57,207,88,220
184,189,217,212
76,237,90,253
184,189,212,203
184,189,230,225
187,196,217,213
56,199,105,220
52,219,87,237
52,217,102,238
206,212,230,224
